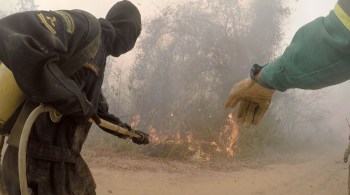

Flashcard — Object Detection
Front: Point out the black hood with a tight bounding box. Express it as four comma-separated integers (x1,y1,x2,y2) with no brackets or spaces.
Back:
99,0,141,57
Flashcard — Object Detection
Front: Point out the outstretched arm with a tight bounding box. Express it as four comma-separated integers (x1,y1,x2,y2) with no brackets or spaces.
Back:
226,2,350,127
262,5,350,91
96,92,149,144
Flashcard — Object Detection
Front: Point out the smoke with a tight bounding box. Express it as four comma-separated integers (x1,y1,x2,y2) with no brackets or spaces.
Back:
87,0,346,160
123,0,293,159
277,0,347,148
318,83,350,142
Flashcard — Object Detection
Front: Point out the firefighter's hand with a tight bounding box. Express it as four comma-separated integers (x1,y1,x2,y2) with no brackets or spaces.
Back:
225,64,275,127
132,130,150,145
344,156,348,163
105,123,131,139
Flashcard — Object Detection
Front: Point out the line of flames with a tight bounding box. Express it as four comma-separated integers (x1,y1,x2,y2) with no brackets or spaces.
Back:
131,113,239,161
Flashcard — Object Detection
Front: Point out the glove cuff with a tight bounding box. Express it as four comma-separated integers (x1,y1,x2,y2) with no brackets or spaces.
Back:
250,64,275,90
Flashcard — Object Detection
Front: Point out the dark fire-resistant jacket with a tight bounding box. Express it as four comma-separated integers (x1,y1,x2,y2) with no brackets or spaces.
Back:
0,9,100,118
0,2,141,194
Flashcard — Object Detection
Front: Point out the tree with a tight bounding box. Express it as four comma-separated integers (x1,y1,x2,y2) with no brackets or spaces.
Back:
128,0,290,158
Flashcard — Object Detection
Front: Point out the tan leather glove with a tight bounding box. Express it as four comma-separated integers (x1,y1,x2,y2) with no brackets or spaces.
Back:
225,64,275,127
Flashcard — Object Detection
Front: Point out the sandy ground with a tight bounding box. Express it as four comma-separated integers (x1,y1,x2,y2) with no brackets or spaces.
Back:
85,146,349,195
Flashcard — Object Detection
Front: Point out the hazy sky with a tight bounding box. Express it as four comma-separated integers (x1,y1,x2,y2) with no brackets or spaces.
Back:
283,0,337,46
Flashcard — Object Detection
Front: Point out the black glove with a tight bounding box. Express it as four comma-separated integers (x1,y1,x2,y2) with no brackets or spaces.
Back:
131,130,150,145
344,156,348,163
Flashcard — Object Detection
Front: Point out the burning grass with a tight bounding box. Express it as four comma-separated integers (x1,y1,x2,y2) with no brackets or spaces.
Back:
132,113,240,161
85,113,242,162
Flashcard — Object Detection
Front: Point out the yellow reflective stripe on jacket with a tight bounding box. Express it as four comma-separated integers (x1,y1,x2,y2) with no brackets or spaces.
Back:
334,3,350,31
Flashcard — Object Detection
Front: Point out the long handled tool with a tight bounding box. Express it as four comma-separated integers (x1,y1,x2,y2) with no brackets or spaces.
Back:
19,104,144,195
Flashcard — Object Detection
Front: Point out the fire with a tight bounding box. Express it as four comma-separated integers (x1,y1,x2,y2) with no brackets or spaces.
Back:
211,141,222,153
131,113,239,161
224,113,239,157
149,127,162,143
130,114,140,128
187,132,193,143
175,131,182,144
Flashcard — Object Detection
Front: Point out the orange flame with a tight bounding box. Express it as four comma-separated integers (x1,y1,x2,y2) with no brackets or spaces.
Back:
132,113,239,161
224,113,239,157
149,127,162,143
130,114,140,128
175,131,182,144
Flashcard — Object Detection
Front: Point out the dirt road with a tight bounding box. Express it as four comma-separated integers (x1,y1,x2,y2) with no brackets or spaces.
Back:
87,147,349,195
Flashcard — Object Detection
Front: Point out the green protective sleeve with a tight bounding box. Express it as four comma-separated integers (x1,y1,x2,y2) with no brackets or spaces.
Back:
261,11,350,92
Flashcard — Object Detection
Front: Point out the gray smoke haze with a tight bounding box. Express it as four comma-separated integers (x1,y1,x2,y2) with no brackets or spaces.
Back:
318,83,350,141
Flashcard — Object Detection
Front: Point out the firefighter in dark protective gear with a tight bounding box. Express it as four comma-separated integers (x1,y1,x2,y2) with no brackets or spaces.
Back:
0,1,148,194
